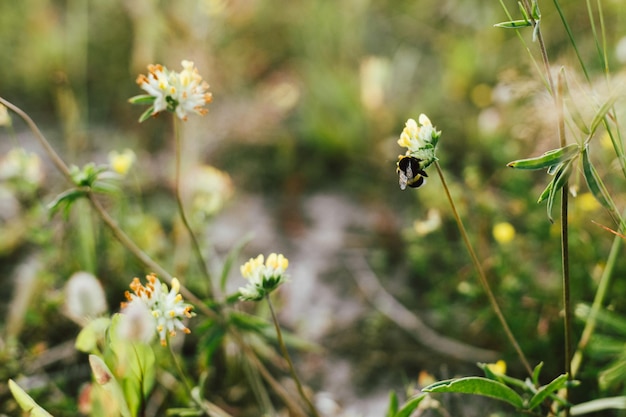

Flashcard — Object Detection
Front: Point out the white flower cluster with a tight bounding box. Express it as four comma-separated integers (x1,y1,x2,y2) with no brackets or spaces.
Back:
239,253,289,301
121,273,194,346
131,60,212,122
397,114,440,154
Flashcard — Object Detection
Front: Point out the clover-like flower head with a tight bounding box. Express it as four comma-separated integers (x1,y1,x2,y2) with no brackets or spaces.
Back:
130,60,212,122
396,114,441,190
239,253,289,301
121,273,195,346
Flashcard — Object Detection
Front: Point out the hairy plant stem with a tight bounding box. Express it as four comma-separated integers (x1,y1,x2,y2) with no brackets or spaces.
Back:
173,119,214,298
434,162,532,376
266,295,320,417
0,96,219,320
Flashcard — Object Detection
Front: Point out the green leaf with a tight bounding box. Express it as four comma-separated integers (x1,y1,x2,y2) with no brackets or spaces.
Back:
395,394,427,417
47,188,88,218
532,362,544,386
422,377,524,409
599,359,626,391
89,355,132,417
576,303,626,336
8,379,54,417
229,310,271,332
528,374,569,410
582,146,616,212
128,94,155,105
518,1,530,21
571,396,626,415
386,391,399,417
477,363,529,391
75,317,111,353
507,143,579,170
531,0,541,19
588,94,619,138
125,343,156,416
138,107,155,123
544,159,574,223
494,19,532,29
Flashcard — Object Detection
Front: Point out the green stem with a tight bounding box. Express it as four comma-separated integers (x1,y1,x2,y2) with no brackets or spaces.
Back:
266,295,320,417
173,119,214,298
230,328,308,417
557,69,572,416
571,232,623,377
167,341,234,417
434,162,533,376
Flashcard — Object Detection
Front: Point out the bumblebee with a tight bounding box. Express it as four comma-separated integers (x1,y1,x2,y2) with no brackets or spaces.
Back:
397,155,428,190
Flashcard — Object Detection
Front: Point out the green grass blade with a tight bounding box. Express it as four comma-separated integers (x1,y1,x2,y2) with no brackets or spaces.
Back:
553,0,590,82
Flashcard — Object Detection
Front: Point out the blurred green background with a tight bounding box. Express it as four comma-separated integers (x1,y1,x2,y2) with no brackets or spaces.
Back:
2,0,626,415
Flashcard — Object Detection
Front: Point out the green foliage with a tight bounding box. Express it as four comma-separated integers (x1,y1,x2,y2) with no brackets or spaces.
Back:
48,163,119,218
423,377,525,409
3,0,626,415
8,380,54,417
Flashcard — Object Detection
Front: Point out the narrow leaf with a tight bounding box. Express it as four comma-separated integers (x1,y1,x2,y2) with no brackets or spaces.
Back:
8,379,54,417
518,1,530,21
422,377,524,409
386,391,399,417
128,94,155,105
138,107,155,123
571,396,626,415
531,0,541,19
582,146,615,211
545,159,574,222
395,394,427,417
89,355,132,417
532,362,544,386
507,143,579,170
528,374,569,410
589,94,619,137
494,19,533,29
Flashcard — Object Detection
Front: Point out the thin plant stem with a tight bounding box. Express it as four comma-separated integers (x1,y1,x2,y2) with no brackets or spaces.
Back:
266,295,320,417
173,118,214,299
556,72,572,417
497,0,550,92
230,328,309,417
0,96,218,321
434,162,533,376
0,97,73,181
570,232,622,377
167,341,234,417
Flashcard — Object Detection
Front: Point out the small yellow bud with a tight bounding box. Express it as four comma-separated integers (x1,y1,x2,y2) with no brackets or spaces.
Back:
487,359,507,375
108,149,136,176
493,222,516,244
